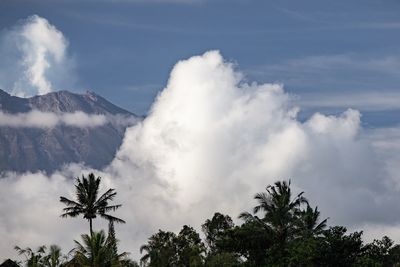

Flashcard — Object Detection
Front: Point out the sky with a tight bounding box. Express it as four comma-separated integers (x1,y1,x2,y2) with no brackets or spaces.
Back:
1,0,400,261
0,0,399,126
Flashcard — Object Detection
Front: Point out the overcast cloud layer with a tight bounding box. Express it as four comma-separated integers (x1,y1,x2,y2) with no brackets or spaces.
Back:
1,51,400,260
0,15,75,96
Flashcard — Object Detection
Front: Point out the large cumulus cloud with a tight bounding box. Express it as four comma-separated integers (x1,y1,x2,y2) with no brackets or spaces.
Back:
1,51,400,261
109,51,400,256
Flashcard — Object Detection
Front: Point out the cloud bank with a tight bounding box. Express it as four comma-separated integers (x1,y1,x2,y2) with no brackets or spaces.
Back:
0,110,106,128
1,51,400,261
0,15,75,97
0,110,138,128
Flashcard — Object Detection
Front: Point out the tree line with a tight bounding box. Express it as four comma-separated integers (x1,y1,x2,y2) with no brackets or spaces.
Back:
3,174,400,266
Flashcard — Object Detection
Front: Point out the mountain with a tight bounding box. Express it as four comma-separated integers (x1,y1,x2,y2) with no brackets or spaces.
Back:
0,89,139,174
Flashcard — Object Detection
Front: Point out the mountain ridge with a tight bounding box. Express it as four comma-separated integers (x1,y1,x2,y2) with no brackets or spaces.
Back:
0,89,137,174
0,89,134,115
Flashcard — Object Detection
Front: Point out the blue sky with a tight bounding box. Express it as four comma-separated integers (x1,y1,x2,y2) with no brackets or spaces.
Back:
1,0,400,126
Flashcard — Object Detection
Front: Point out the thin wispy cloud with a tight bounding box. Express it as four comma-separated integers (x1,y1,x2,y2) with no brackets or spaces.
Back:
296,91,400,111
64,9,288,36
247,54,400,111
343,22,400,30
124,83,162,92
0,110,138,128
71,14,190,34
249,54,400,79
276,7,323,23
0,110,105,128
65,12,221,35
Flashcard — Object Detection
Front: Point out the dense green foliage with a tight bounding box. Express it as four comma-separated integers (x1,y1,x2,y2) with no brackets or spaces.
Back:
140,225,205,267
139,181,400,267
11,173,137,267
60,173,126,236
6,176,400,266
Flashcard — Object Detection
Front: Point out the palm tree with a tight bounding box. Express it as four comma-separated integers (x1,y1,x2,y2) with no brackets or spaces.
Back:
139,244,154,267
42,245,64,267
73,230,129,267
140,230,178,267
60,173,125,236
107,220,118,258
14,245,46,267
239,180,308,261
297,204,328,238
74,230,111,266
201,212,234,254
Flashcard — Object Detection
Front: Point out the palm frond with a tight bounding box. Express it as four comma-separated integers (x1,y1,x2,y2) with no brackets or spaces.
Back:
100,213,126,224
238,211,255,222
95,189,117,205
99,204,122,213
60,172,125,234
59,197,82,207
61,210,82,218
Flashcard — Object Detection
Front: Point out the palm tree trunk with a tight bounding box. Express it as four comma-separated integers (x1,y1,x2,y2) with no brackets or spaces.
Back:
90,218,93,237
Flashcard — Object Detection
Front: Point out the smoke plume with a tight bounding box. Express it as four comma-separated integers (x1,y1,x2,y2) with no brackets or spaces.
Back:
0,15,75,96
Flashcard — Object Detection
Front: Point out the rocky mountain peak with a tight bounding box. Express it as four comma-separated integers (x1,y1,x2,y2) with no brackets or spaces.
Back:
85,90,98,102
0,89,138,174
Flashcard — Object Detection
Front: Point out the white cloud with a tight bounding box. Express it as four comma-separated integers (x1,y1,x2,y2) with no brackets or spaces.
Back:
1,51,400,261
249,54,400,84
109,51,400,257
352,22,400,30
0,110,106,128
0,15,75,97
296,91,400,111
0,171,89,259
106,113,141,128
248,54,400,112
0,110,138,128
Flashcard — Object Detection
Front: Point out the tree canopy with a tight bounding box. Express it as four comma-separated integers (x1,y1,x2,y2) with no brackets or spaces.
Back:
60,173,125,236
7,177,400,267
